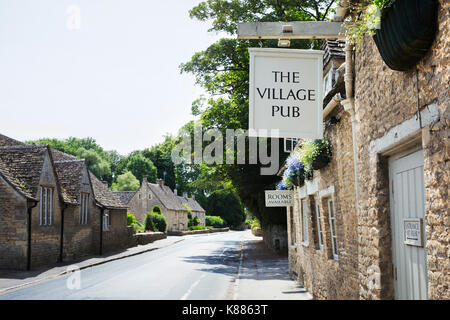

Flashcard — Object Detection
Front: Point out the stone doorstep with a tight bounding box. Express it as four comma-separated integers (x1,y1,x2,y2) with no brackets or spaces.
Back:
0,236,186,295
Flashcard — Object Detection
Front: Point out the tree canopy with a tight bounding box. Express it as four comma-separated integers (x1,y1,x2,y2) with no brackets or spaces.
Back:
180,0,336,227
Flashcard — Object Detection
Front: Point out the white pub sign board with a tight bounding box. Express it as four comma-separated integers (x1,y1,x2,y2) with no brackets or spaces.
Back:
265,190,294,207
249,48,324,138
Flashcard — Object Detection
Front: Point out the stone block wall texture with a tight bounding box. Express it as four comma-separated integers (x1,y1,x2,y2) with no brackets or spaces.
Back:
288,106,359,299
30,154,63,269
102,209,129,253
0,177,28,270
62,200,101,262
134,232,166,245
354,0,449,300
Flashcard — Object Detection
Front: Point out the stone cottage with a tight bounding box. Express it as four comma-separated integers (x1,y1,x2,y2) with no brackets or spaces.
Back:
285,0,448,300
0,134,129,270
114,177,188,232
177,192,206,226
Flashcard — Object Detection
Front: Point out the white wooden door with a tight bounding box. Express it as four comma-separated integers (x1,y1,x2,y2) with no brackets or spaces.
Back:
389,148,428,300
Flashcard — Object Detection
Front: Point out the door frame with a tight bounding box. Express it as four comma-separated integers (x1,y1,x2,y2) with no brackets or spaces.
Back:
388,146,428,300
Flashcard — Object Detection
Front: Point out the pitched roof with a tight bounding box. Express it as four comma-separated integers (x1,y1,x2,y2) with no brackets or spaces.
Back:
89,172,127,209
0,134,25,147
51,149,78,162
321,39,345,69
53,160,86,205
0,145,50,200
147,182,186,211
112,191,136,205
177,196,205,213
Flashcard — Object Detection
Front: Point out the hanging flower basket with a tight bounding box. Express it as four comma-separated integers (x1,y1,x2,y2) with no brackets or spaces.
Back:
312,149,332,170
372,0,438,71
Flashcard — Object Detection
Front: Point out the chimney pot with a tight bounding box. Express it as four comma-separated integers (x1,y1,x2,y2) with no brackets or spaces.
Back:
142,176,148,184
174,189,177,196
157,179,164,187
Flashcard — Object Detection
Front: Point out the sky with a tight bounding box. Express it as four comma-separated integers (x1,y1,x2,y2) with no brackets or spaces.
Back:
0,0,225,154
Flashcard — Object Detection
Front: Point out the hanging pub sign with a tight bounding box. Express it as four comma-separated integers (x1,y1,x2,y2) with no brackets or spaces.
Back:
265,190,294,207
249,48,324,138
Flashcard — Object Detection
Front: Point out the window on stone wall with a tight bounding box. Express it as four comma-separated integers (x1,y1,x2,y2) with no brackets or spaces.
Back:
148,193,152,200
39,186,53,226
328,199,338,260
138,193,141,200
80,193,89,224
103,212,110,231
314,198,324,252
301,199,309,245
290,207,296,246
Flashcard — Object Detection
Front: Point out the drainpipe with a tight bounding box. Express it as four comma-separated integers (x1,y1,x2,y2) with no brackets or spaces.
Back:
341,42,360,218
59,203,68,263
26,200,38,271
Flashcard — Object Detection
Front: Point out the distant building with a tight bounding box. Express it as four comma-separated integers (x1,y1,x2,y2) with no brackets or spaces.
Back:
177,192,206,226
115,177,189,232
0,134,129,270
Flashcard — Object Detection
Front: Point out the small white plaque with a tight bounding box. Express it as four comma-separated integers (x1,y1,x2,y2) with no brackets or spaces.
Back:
265,190,294,207
403,218,423,247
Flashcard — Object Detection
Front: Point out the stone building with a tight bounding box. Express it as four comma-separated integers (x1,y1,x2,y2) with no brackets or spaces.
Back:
0,134,129,270
285,0,449,300
286,39,359,299
114,177,189,232
177,193,206,226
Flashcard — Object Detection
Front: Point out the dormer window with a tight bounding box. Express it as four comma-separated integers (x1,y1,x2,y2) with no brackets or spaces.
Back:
80,193,89,224
39,186,53,226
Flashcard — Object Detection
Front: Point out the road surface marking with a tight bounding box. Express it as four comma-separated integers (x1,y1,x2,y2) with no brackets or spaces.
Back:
232,240,245,300
180,274,206,300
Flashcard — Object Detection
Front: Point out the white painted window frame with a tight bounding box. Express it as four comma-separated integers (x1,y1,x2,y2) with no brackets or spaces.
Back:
80,193,89,225
327,198,338,260
39,186,53,226
301,198,309,246
315,198,324,252
103,212,110,231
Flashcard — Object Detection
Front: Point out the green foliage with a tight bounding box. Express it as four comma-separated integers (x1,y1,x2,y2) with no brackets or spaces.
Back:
144,212,157,231
152,205,162,214
205,215,226,228
132,221,145,233
189,216,201,228
251,218,261,231
142,135,178,190
189,225,206,231
111,171,140,191
27,137,114,183
127,212,136,225
181,0,337,228
344,0,395,45
126,153,157,184
300,138,332,170
205,190,245,228
146,212,167,232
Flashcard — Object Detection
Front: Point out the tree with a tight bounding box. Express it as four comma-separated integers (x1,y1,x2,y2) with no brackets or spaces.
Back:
111,171,140,191
206,190,246,228
76,147,111,183
142,135,177,190
126,152,157,184
180,0,336,228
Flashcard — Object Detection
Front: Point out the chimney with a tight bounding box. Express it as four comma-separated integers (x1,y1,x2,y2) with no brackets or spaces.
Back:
174,189,177,196
182,192,188,198
157,178,164,187
142,176,148,184
192,194,195,200
101,180,108,187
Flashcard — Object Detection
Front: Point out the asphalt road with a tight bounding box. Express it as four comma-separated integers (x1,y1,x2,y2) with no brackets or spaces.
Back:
0,230,310,300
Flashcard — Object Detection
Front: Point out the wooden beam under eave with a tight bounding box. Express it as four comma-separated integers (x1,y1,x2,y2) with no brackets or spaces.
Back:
237,21,346,40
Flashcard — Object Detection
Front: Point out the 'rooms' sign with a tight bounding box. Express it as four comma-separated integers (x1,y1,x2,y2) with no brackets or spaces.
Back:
249,48,324,138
